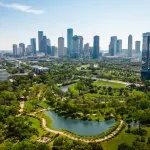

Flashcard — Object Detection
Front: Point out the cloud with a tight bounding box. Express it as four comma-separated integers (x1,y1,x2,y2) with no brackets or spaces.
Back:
0,1,45,15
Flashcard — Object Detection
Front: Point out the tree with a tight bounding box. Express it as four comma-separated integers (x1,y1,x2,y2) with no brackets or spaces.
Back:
89,143,103,150
118,143,133,150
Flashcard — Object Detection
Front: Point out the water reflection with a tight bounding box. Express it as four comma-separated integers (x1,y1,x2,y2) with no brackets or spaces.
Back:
46,111,115,136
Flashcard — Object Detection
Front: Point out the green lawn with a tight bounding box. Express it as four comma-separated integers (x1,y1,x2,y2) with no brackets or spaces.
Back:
28,116,47,137
101,127,136,150
93,80,126,88
39,100,50,108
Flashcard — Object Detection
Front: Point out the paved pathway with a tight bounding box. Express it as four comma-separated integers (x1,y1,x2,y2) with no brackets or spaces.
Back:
27,109,124,143
41,117,123,143
19,101,25,113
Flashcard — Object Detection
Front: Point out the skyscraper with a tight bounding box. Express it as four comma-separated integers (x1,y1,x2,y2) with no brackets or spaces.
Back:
26,45,32,55
116,39,122,54
51,46,57,57
19,43,25,56
71,35,80,58
31,38,36,55
38,31,43,52
84,43,90,58
93,36,100,59
135,41,141,54
58,37,64,58
67,28,73,57
128,34,133,57
42,36,47,55
109,36,117,56
78,36,84,57
13,44,17,56
47,39,51,56
141,32,150,80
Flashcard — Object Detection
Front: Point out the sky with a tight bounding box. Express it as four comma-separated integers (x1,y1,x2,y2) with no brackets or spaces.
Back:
0,0,150,50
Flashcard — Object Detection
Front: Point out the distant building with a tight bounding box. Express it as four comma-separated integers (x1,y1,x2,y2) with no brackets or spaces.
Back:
71,35,80,58
67,28,73,57
63,47,67,57
84,43,90,58
128,34,133,57
109,36,117,56
31,38,36,55
58,37,64,58
42,36,47,55
116,39,122,54
135,41,141,54
78,36,84,57
47,39,51,56
32,65,49,74
13,44,17,56
51,46,57,57
93,36,100,59
19,43,25,56
26,45,32,55
38,31,43,52
141,32,150,80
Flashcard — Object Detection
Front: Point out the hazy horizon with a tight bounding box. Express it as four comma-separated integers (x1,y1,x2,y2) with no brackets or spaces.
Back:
1,0,150,50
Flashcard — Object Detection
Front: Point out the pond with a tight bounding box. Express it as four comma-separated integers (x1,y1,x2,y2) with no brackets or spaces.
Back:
45,110,115,136
0,69,9,82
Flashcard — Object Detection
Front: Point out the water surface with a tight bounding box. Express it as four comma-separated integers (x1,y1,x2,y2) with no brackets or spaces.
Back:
45,110,115,136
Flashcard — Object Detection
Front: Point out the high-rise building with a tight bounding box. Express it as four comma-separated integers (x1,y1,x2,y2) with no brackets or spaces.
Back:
109,36,117,56
71,35,80,58
58,37,64,58
13,44,17,56
93,36,100,59
67,28,73,57
38,31,43,52
141,32,150,80
47,39,51,56
84,43,90,58
42,36,47,55
26,45,32,55
128,34,133,57
135,41,141,54
19,43,25,56
63,47,67,57
31,38,36,55
51,46,57,56
78,36,84,57
116,39,122,54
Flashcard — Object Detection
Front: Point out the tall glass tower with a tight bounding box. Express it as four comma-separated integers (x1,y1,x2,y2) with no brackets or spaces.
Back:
38,31,43,52
93,36,100,59
128,34,133,57
31,38,36,55
67,28,73,57
141,32,150,80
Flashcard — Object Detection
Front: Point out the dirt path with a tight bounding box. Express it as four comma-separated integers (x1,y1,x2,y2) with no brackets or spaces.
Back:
19,101,25,113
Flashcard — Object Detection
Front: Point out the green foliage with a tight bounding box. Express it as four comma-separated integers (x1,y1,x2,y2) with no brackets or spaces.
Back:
93,80,126,88
1,140,50,150
52,136,103,150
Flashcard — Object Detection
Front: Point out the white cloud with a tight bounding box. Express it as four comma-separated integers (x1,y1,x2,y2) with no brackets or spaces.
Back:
0,1,45,15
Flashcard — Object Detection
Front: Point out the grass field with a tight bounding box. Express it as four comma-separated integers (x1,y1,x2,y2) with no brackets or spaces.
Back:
93,80,126,88
101,127,136,150
28,116,47,137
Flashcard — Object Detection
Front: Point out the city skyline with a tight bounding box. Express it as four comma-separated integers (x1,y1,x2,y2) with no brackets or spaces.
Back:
1,0,150,50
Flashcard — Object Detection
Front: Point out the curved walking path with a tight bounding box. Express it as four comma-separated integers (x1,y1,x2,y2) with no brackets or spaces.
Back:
27,109,124,143
19,101,25,113
41,117,124,143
